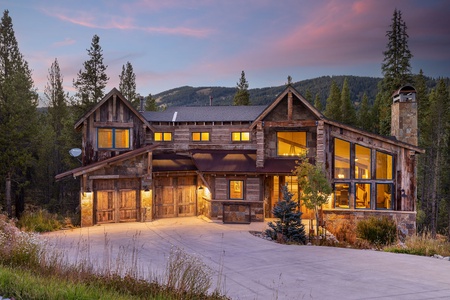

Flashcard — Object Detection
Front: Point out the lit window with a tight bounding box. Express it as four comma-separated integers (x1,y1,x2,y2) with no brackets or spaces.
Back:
355,145,371,179
98,128,130,149
334,183,349,208
334,138,350,179
376,184,392,209
231,132,250,141
154,132,172,141
192,132,210,141
376,151,393,179
229,180,244,199
355,183,370,209
277,132,307,156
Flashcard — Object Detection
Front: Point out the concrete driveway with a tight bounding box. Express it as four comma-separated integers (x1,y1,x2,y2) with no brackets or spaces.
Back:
44,217,450,300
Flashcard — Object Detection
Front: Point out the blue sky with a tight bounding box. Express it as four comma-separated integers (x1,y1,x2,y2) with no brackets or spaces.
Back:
2,0,450,103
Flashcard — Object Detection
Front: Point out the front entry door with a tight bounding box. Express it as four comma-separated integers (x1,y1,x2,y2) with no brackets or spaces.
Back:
155,176,197,218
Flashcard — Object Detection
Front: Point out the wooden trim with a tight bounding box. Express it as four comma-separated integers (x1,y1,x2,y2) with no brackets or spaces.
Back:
93,121,134,128
89,175,140,180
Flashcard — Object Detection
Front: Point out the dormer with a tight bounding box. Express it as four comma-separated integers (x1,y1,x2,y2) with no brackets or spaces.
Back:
74,88,153,165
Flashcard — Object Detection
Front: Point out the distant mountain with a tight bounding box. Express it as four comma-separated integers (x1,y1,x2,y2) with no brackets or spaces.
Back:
153,75,383,109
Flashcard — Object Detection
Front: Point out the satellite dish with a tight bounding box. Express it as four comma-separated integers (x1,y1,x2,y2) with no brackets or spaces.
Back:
69,148,82,157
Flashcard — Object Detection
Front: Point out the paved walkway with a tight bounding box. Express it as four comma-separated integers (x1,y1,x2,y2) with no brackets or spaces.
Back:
44,217,450,300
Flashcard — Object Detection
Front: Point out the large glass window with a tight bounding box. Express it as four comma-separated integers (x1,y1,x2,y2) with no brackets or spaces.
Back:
229,180,244,199
355,183,370,208
231,132,250,141
98,128,130,149
355,145,371,179
154,132,172,141
277,132,307,156
376,184,392,209
192,132,210,141
334,139,350,179
334,183,350,208
376,151,393,179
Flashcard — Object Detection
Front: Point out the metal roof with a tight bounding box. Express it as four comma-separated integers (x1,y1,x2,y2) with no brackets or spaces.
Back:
143,105,267,122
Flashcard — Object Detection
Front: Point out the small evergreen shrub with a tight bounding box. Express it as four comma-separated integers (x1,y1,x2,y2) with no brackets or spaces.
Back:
356,216,397,247
266,185,307,244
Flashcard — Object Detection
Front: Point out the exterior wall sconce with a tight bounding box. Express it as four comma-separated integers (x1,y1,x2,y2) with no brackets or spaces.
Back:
84,187,92,197
198,185,204,190
144,186,150,192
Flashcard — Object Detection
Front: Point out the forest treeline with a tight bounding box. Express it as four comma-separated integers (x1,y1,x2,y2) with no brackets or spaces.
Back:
0,9,449,238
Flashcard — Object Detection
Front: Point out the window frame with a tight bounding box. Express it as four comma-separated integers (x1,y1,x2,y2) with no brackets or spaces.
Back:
276,131,307,157
231,131,250,142
229,179,245,200
97,128,131,150
191,131,210,142
154,132,173,142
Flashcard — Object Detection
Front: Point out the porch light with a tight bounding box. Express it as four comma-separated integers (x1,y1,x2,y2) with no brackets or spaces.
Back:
198,185,204,190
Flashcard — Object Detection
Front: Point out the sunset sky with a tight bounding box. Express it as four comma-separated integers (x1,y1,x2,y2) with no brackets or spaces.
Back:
1,0,449,102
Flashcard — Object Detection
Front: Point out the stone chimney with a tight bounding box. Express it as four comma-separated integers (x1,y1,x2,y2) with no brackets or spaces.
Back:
391,85,418,146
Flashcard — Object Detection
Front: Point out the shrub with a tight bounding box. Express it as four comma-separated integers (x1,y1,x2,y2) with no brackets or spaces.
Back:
356,216,397,248
17,209,62,233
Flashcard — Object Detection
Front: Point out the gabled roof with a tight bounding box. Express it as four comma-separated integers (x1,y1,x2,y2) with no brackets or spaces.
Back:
143,105,267,123
55,144,159,181
74,88,153,130
250,85,323,129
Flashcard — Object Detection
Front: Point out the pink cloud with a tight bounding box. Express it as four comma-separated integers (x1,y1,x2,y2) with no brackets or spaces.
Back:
43,8,212,38
52,38,76,48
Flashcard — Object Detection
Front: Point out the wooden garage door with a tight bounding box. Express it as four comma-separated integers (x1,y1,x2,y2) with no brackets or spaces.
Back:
155,176,196,218
94,179,139,223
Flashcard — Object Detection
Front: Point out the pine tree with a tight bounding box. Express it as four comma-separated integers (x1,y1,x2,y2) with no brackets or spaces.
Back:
340,78,357,126
0,10,38,217
266,185,307,244
323,81,341,121
73,34,109,115
233,70,250,105
119,61,138,108
314,93,323,112
378,9,413,135
305,89,313,103
145,93,159,111
357,93,372,131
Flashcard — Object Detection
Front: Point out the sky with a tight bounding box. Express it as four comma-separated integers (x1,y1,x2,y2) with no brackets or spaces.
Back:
1,0,450,104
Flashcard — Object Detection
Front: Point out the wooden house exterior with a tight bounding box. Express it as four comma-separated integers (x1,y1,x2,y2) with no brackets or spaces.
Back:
56,85,422,237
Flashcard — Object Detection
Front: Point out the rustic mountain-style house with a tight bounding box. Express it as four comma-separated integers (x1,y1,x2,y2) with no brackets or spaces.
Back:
56,84,423,236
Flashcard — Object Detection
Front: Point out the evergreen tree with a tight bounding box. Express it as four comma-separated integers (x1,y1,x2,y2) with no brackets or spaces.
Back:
314,93,323,112
420,79,450,238
323,81,341,121
39,58,80,213
340,78,357,126
119,61,138,108
305,89,313,103
378,9,413,135
266,185,307,244
73,34,109,116
233,70,250,105
0,10,38,217
357,93,372,131
144,93,159,111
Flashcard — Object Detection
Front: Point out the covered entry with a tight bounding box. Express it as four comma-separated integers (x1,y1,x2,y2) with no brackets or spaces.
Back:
94,179,140,223
154,176,197,218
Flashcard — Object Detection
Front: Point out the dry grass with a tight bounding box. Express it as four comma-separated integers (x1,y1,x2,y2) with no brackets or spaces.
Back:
384,233,450,257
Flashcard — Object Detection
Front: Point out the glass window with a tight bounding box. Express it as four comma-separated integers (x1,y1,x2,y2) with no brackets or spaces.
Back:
98,128,130,149
277,132,307,156
334,183,350,208
355,145,371,179
376,184,392,209
376,151,393,179
334,139,350,179
154,132,172,141
355,183,371,209
229,180,244,199
231,132,250,141
192,132,210,141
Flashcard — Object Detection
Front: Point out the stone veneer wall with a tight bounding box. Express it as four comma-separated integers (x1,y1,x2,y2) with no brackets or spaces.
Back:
323,210,416,243
208,201,264,223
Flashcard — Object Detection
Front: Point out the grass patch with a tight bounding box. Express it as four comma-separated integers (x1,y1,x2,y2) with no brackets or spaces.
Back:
384,234,450,257
17,209,63,233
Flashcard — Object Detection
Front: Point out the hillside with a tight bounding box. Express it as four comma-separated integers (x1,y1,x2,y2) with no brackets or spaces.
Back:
153,75,383,108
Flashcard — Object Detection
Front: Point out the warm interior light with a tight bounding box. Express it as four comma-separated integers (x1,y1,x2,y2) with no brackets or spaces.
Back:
338,174,345,179
198,186,204,190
